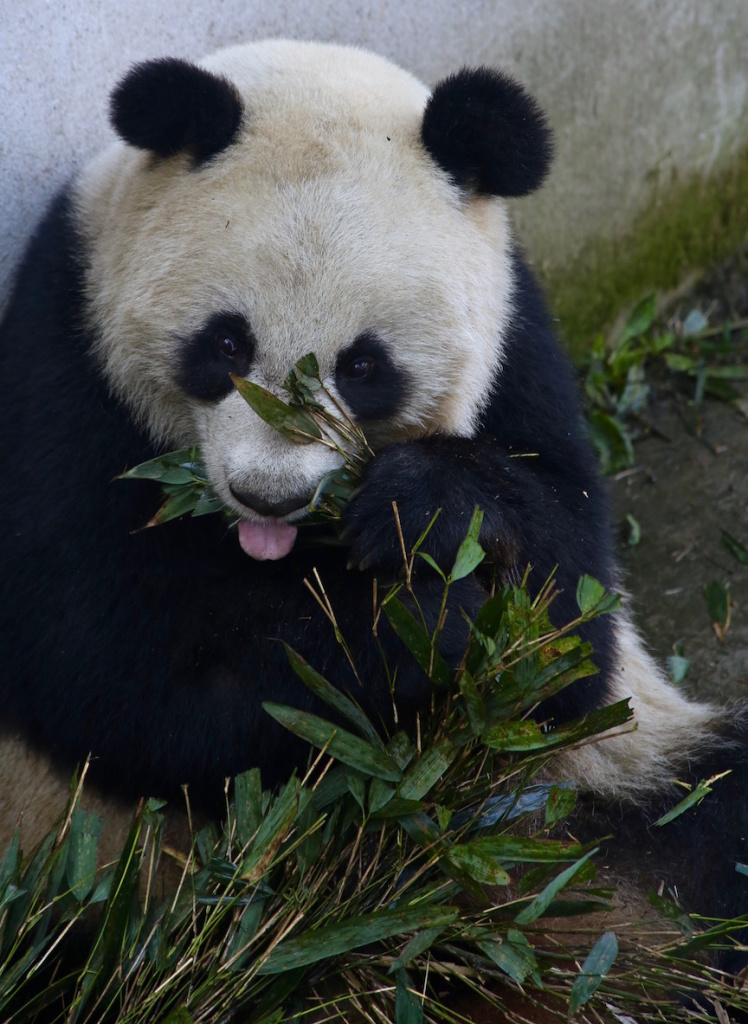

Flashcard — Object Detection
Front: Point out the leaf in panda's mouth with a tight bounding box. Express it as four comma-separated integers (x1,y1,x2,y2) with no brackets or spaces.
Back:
118,447,225,527
119,353,372,531
229,375,323,444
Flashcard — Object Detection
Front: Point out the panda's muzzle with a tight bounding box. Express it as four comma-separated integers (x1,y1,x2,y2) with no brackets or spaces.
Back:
229,485,312,519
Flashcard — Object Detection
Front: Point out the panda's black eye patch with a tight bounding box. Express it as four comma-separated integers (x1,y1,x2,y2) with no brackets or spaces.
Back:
177,312,254,402
335,332,407,422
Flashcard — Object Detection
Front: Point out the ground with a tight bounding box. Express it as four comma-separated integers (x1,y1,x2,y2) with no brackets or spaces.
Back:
609,242,748,703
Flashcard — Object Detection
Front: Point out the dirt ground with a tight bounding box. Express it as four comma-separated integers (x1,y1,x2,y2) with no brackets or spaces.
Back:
608,243,748,703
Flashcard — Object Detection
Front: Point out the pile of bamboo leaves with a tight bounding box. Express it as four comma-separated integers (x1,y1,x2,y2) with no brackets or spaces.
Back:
3,357,746,1022
2,550,747,1022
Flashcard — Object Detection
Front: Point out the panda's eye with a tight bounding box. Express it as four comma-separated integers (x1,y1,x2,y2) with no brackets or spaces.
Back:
178,312,255,403
216,333,239,360
345,356,376,380
335,332,407,422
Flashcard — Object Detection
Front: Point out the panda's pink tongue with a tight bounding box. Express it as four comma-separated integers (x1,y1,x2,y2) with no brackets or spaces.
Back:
237,520,298,561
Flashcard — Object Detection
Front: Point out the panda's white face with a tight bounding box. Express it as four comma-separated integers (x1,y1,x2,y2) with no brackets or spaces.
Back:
76,41,514,524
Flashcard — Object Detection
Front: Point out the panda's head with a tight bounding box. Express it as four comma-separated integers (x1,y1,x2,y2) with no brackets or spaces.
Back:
77,40,551,549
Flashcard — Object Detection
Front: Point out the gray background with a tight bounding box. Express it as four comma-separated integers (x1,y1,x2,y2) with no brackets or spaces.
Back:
2,0,747,314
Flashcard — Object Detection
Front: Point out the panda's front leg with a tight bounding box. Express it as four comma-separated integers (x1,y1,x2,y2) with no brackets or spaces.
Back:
343,436,516,576
342,433,612,588
341,433,617,720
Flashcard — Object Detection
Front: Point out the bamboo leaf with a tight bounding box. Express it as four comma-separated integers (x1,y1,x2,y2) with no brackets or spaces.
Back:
118,448,203,481
74,808,149,1016
450,507,485,581
370,798,427,821
345,772,366,814
225,900,266,971
311,466,360,513
159,467,197,485
0,831,20,896
515,849,597,924
415,551,447,581
146,488,204,526
531,641,597,693
667,654,691,685
395,969,424,1024
544,785,577,827
246,969,306,1023
664,352,696,373
484,720,547,751
67,808,103,901
389,927,443,973
256,906,458,974
617,294,657,345
231,375,322,442
1,833,55,958
383,599,451,688
387,732,416,771
576,575,617,616
722,530,748,566
263,703,403,782
703,580,731,641
294,352,321,380
191,489,225,516
533,699,634,751
283,644,384,748
625,512,641,547
457,670,486,736
586,410,634,473
234,769,264,847
647,892,696,937
458,835,583,864
435,805,452,832
479,929,541,985
399,737,455,800
241,776,312,879
465,589,511,676
448,846,510,886
568,931,618,1015
89,870,114,905
655,771,731,827
369,778,396,814
161,1009,195,1024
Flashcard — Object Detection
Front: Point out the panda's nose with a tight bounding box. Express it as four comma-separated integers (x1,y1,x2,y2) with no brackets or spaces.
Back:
229,485,311,519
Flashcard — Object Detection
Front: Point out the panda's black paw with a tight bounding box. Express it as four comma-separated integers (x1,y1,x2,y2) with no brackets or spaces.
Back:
340,447,435,574
340,442,481,576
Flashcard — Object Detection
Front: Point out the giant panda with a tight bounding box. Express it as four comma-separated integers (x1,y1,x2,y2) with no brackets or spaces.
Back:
1,38,747,1010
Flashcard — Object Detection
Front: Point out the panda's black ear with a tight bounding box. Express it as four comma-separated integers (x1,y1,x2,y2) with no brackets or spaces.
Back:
421,67,553,197
110,58,243,164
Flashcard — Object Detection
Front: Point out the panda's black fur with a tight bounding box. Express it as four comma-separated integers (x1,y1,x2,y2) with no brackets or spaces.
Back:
0,191,611,801
1,40,747,995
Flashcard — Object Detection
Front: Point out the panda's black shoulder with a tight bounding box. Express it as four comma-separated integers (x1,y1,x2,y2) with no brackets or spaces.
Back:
0,185,158,633
1,187,92,483
481,250,599,489
0,187,85,347
0,187,150,505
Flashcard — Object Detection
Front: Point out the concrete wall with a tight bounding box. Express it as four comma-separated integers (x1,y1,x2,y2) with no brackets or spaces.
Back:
2,0,747,321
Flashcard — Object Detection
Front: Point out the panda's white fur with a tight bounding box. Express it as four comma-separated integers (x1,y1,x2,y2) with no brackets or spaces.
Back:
1,39,746,1008
79,41,513,521
556,616,725,800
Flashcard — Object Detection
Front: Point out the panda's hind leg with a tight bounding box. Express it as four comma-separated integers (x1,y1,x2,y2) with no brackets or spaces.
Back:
556,612,748,980
575,719,748,967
